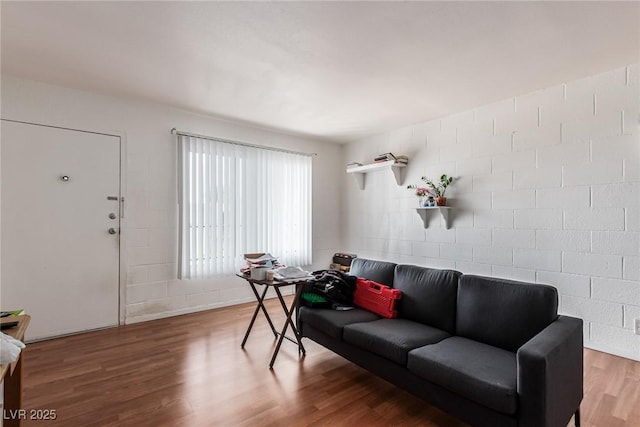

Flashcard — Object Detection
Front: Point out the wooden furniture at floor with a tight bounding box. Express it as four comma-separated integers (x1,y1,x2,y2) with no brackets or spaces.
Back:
236,273,308,368
1,315,31,427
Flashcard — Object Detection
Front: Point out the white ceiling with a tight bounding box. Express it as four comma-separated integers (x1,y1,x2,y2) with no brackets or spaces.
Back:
2,2,639,143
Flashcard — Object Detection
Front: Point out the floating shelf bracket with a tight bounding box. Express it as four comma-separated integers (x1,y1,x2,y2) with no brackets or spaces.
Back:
415,207,452,229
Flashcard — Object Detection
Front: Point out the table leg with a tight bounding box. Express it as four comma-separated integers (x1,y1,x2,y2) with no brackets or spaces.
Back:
269,284,306,368
241,283,276,349
289,283,307,355
3,354,23,427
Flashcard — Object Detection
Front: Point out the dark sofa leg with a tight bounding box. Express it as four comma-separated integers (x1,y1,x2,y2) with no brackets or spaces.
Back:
574,407,580,427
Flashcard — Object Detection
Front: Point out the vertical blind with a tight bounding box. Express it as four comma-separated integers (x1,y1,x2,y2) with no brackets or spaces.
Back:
177,134,312,279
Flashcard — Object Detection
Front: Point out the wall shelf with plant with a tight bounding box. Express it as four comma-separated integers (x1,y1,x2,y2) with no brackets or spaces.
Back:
407,174,455,207
408,174,456,228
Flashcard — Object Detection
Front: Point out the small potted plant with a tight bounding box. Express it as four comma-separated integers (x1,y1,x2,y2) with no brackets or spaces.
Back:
411,174,455,206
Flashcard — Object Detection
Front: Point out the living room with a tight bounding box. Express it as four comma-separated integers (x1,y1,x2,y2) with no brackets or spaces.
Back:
1,2,638,426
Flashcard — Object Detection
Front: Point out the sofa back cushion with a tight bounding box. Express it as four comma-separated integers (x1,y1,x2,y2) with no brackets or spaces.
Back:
393,264,461,334
456,275,558,352
349,258,397,287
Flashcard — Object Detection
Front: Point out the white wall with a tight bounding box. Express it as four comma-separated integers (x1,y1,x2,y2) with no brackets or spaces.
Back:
1,75,342,324
342,65,640,361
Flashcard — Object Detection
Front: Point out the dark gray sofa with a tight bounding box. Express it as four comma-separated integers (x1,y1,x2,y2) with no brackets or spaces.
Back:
299,258,583,427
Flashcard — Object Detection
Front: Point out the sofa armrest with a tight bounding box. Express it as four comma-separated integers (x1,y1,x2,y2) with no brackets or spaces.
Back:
517,315,583,427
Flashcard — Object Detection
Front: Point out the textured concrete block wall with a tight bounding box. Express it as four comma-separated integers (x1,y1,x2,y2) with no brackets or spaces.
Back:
342,64,640,360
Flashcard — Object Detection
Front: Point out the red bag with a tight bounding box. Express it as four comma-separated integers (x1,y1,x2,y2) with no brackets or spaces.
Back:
354,278,402,318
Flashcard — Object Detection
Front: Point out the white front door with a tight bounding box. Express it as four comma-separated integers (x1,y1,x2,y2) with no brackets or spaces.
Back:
1,120,121,340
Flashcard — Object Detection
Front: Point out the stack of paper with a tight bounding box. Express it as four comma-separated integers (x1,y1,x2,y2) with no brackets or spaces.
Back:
274,266,313,281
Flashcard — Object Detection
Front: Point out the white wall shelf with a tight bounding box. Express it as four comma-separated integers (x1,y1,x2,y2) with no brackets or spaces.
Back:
415,207,452,229
346,160,407,190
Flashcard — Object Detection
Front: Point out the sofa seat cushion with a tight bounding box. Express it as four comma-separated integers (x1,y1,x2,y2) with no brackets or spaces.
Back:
298,306,380,340
407,336,517,415
343,318,450,365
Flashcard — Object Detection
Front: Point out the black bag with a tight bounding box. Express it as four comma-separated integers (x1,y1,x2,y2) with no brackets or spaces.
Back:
309,270,356,306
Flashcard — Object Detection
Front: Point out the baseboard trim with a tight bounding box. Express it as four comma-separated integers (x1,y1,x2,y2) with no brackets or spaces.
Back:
125,296,256,324
584,341,640,362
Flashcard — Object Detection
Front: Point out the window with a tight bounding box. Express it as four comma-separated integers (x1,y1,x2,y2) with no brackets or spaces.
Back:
177,134,312,278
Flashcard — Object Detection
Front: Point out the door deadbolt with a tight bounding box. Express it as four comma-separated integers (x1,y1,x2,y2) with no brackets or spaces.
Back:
108,213,117,219
108,228,118,235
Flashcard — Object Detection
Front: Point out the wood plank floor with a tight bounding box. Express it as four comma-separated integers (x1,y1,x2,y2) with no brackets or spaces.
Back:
17,297,640,427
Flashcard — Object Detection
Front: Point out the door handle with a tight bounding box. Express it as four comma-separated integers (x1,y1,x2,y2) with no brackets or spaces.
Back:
108,228,118,235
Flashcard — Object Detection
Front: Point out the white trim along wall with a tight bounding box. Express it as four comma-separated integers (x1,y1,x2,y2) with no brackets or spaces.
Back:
1,75,342,324
342,64,640,361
